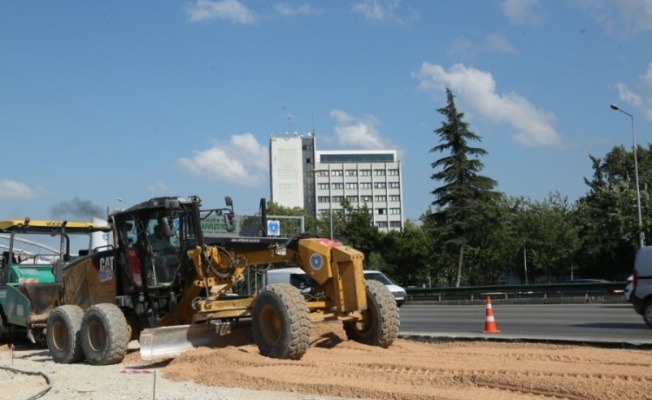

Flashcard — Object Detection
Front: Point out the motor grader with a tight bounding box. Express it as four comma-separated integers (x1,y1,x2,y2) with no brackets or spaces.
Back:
46,195,399,365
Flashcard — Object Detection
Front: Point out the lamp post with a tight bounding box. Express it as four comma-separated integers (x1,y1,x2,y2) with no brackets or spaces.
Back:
610,104,645,248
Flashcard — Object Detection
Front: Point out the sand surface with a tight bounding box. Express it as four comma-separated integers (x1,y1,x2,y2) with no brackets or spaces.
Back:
1,321,651,399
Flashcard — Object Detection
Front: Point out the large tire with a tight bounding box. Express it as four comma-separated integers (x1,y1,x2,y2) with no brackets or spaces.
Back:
343,280,400,348
81,304,129,365
0,310,8,343
252,283,311,360
46,305,85,364
643,299,652,328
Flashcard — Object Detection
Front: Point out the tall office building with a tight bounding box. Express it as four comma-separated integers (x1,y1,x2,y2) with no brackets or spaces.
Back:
269,133,316,211
269,133,403,232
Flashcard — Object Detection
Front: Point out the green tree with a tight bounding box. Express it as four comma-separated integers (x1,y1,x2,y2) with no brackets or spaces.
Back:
513,193,579,283
374,221,430,287
337,201,379,265
429,88,501,287
576,145,652,279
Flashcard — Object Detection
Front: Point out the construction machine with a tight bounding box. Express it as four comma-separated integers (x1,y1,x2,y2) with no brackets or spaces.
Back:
0,218,111,345
46,195,399,365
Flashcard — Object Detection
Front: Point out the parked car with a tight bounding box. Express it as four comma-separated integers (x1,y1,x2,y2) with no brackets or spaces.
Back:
630,247,652,327
263,268,406,306
363,270,407,307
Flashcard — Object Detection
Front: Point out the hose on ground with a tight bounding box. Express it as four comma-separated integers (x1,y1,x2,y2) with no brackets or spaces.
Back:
0,365,52,400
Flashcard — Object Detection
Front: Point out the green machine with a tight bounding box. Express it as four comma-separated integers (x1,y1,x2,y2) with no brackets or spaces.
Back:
0,218,111,344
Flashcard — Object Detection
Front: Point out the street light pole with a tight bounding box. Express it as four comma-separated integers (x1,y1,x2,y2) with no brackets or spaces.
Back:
610,104,645,248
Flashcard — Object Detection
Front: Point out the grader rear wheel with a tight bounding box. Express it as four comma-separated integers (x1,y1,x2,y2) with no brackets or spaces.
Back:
343,280,400,348
46,305,85,364
81,303,130,365
252,283,311,360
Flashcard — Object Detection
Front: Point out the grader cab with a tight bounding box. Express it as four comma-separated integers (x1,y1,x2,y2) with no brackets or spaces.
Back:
46,195,399,365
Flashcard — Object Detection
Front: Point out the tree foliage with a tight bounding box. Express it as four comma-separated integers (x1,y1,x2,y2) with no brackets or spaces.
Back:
428,88,501,287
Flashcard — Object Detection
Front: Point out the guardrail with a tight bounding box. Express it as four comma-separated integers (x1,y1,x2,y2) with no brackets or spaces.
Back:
406,282,628,304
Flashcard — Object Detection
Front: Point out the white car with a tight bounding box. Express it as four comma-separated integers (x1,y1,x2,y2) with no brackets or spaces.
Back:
363,270,407,307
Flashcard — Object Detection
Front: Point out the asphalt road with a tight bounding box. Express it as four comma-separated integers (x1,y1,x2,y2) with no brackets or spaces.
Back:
398,302,652,347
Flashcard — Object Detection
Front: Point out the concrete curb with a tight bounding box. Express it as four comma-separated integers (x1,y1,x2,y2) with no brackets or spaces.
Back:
398,331,652,350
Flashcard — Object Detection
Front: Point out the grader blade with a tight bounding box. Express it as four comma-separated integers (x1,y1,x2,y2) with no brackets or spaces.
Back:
139,321,232,360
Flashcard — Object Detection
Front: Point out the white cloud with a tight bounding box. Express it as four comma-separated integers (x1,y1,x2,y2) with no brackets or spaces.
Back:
178,133,268,186
274,3,321,17
415,62,561,148
330,110,392,150
484,33,518,54
0,180,38,199
185,0,256,24
573,0,652,35
448,33,518,60
351,0,419,24
615,83,643,106
613,62,652,121
502,0,544,27
642,62,652,86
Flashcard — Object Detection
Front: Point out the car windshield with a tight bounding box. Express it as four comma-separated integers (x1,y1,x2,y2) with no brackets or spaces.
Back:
365,272,393,285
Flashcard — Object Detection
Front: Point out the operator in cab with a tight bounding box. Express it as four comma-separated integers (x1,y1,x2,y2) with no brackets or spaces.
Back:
148,223,178,283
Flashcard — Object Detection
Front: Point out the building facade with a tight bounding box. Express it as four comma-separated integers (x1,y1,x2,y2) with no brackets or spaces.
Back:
269,133,403,232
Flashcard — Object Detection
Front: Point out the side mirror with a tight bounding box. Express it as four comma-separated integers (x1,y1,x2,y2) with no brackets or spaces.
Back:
224,213,235,232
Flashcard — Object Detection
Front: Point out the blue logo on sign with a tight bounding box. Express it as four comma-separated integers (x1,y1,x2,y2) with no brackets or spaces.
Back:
267,220,280,236
310,253,323,270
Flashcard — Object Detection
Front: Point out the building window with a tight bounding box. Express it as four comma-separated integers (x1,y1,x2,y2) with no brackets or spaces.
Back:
388,169,399,176
331,170,343,176
373,182,386,189
374,169,386,176
376,221,388,228
345,182,358,189
389,208,401,215
376,208,386,215
389,195,400,202
346,195,358,203
361,195,372,202
374,195,387,202
318,209,330,215
388,182,400,189
317,183,329,190
331,183,343,190
318,196,329,203
332,196,343,203
359,182,372,189
360,169,371,176
389,221,402,228
346,170,358,176
317,170,329,177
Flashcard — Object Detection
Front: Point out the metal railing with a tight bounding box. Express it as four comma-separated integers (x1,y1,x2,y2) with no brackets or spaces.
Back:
406,282,628,304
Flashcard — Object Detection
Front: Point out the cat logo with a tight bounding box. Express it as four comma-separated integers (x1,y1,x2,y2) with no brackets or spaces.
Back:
99,255,114,282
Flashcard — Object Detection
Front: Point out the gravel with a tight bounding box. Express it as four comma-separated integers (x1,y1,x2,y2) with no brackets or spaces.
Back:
0,344,345,400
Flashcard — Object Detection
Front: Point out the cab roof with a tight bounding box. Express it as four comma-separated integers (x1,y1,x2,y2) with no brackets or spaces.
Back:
0,219,111,233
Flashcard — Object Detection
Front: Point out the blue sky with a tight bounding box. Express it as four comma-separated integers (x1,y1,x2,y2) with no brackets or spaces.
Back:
1,0,652,223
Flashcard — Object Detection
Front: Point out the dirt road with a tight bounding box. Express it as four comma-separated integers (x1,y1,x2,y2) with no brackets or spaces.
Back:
2,321,651,400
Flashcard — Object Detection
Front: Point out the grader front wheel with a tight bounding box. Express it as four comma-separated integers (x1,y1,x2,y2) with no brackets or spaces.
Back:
252,283,311,360
343,280,400,348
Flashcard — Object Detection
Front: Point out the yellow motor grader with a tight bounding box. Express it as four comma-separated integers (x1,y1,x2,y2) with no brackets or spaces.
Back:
46,195,399,365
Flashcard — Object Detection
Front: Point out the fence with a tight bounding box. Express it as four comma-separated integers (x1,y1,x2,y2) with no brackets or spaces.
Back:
406,281,628,304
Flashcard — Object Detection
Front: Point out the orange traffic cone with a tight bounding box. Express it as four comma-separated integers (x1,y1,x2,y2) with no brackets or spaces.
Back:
483,296,500,333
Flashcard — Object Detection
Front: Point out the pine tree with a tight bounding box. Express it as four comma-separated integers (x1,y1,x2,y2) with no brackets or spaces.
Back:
430,88,499,287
